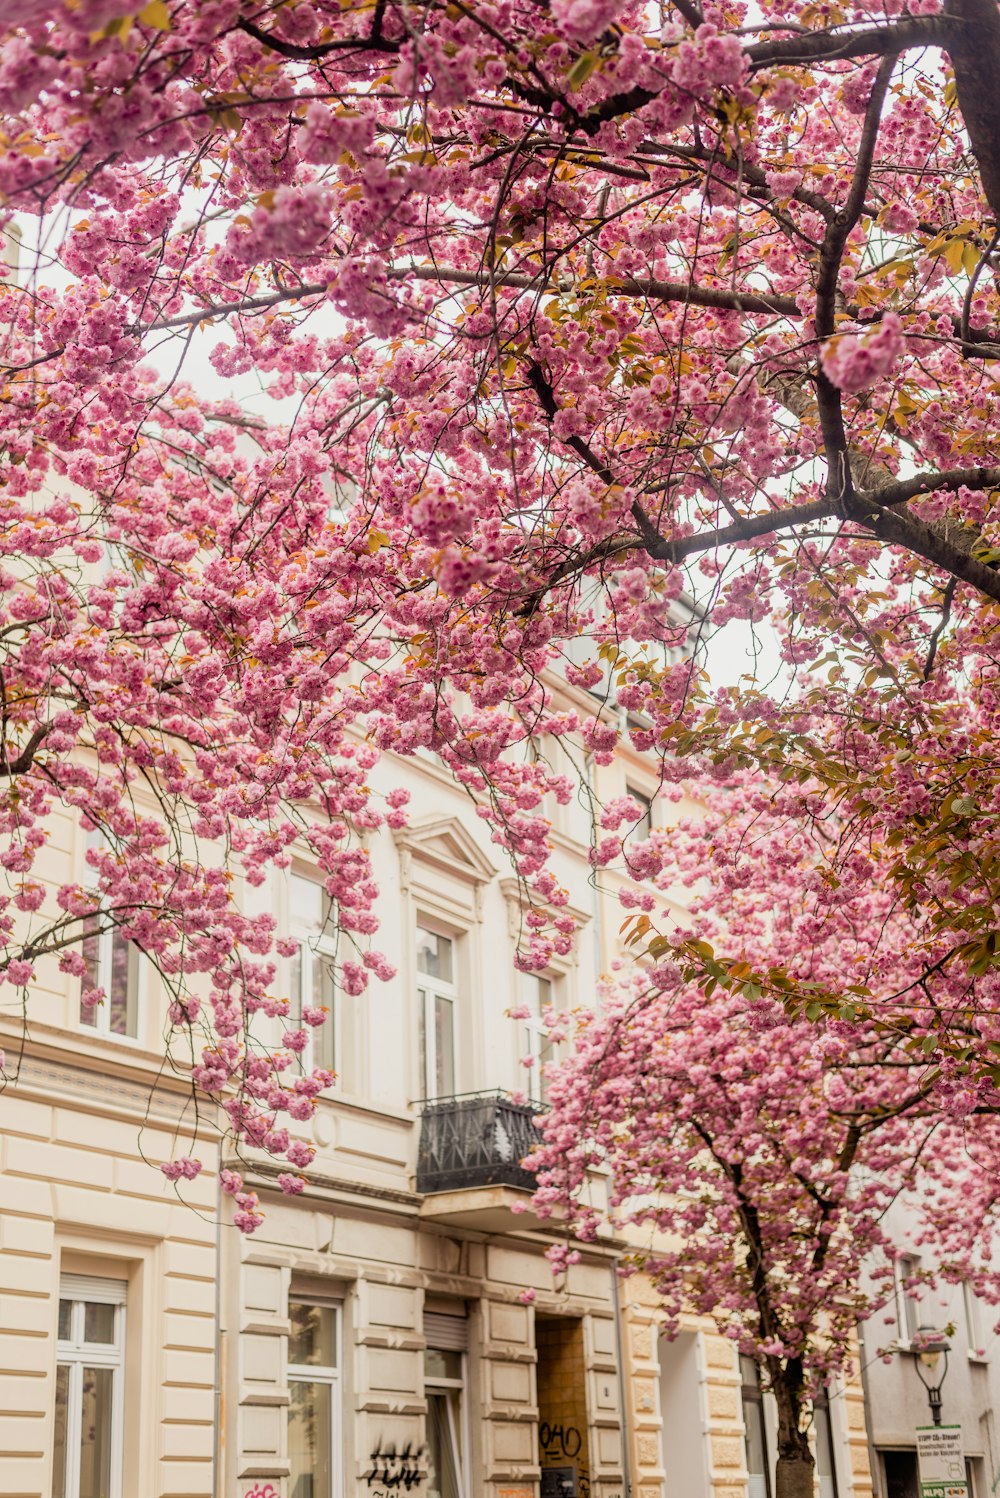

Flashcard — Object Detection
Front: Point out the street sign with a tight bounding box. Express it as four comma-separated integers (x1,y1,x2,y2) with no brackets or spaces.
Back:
916,1425,969,1498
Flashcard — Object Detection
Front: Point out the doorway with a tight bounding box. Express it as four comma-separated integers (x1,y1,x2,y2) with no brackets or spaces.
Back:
535,1316,591,1498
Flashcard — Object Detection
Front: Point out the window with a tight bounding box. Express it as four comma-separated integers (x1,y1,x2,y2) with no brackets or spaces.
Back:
52,1274,126,1498
522,974,557,1107
740,1355,771,1498
424,1313,468,1498
626,784,653,840
80,832,140,1040
417,925,457,1099
288,1296,341,1498
814,1387,839,1498
896,1255,921,1345
964,1283,987,1359
288,873,337,1075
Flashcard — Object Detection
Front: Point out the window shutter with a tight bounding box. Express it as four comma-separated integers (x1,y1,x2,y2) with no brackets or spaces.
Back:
60,1273,127,1304
424,1312,468,1351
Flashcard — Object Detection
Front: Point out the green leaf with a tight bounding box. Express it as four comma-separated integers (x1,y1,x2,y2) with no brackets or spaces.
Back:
566,50,602,89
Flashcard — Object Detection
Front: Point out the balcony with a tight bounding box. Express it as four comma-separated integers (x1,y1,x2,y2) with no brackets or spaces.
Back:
417,1091,545,1231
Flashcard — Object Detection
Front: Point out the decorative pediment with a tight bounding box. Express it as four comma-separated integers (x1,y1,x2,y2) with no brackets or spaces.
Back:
393,815,497,886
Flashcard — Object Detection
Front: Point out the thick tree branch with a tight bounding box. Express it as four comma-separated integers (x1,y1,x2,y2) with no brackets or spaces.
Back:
236,9,396,59
577,13,952,132
945,1,1000,224
134,265,801,341
0,722,51,776
843,493,1000,603
743,13,952,70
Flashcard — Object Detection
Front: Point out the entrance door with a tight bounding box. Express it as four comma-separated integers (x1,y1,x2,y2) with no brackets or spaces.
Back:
535,1316,591,1498
882,1450,919,1498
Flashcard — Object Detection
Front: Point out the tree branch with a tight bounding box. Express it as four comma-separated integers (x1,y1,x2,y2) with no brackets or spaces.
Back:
744,13,953,70
134,265,801,340
0,722,51,776
944,1,1000,224
236,10,396,59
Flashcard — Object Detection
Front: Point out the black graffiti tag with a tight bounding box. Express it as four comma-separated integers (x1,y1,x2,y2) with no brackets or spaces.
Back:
366,1439,425,1491
539,1422,582,1460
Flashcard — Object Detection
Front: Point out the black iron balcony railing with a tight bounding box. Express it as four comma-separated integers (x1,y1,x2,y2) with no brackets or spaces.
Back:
417,1090,545,1194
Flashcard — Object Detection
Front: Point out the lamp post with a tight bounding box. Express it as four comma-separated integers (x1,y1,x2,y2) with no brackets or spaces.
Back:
913,1329,951,1426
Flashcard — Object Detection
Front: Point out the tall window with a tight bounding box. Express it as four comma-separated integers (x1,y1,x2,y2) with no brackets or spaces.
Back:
814,1387,839,1498
740,1355,771,1498
289,873,337,1075
417,925,457,1099
626,783,653,840
288,1296,341,1498
964,1282,987,1359
896,1255,921,1344
424,1313,468,1498
52,1274,126,1498
80,832,140,1038
522,974,556,1106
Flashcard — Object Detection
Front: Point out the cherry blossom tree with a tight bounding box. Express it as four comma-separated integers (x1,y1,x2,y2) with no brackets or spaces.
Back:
528,783,1000,1498
5,1,1000,1215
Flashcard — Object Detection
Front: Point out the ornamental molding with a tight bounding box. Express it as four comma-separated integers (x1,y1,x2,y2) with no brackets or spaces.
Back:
392,815,498,890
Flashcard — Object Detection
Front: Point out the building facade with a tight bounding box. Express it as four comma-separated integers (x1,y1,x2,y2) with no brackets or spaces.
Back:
858,1206,1000,1498
1,709,874,1498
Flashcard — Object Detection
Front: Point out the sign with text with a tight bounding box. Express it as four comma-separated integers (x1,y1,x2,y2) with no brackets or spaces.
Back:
917,1425,969,1498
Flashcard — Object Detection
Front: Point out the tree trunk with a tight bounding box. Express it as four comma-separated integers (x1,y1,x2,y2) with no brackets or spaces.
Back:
775,1453,816,1498
768,1356,816,1498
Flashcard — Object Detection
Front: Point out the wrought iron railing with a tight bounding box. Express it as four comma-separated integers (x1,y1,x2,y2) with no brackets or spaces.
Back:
417,1090,544,1194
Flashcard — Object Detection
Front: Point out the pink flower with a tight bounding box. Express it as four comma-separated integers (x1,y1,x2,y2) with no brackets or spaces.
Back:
550,0,622,43
821,315,906,394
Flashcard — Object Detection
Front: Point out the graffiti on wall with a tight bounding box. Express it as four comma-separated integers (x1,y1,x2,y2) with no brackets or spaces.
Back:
244,1485,279,1498
539,1423,582,1460
366,1438,425,1492
539,1421,590,1498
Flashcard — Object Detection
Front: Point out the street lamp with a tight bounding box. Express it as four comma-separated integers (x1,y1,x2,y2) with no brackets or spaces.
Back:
913,1328,951,1426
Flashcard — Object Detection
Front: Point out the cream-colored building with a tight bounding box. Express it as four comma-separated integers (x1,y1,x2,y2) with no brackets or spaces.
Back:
0,700,874,1498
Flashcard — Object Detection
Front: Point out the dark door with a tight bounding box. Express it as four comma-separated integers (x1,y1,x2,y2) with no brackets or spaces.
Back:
882,1450,919,1498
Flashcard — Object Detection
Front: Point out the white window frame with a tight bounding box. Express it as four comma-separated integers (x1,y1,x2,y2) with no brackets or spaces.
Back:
54,1275,127,1498
80,833,142,1043
287,871,339,1079
626,782,654,840
964,1283,987,1361
813,1384,840,1498
417,923,459,1100
287,1295,342,1498
895,1254,921,1347
740,1354,772,1498
424,1347,469,1498
522,973,556,1106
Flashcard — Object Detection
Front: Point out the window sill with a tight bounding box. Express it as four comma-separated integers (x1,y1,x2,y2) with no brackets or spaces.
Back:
78,1024,144,1048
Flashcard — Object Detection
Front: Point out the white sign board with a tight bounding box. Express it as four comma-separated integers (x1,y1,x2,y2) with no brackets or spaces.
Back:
916,1425,968,1498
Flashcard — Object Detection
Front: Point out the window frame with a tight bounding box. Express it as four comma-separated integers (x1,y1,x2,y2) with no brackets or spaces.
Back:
53,1275,127,1498
625,781,654,841
895,1254,921,1347
522,973,558,1107
424,1346,469,1498
287,1294,343,1498
964,1282,988,1361
287,870,339,1079
416,921,460,1100
813,1385,840,1498
79,835,142,1044
740,1355,772,1498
